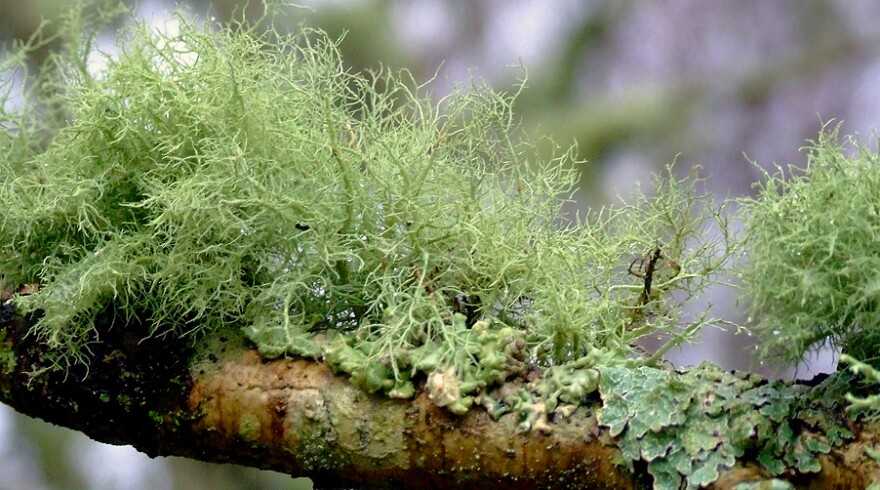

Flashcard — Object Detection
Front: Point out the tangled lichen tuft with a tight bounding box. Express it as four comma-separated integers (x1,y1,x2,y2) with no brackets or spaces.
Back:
736,125,880,457
740,126,880,399
1,6,732,398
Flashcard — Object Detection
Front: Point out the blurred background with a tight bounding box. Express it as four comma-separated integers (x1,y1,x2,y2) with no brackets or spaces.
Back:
3,0,880,488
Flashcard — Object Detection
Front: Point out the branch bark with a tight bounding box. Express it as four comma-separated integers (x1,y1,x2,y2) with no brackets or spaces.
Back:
0,305,876,489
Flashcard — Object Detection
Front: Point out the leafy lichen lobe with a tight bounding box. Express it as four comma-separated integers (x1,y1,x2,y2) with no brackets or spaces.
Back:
598,362,847,489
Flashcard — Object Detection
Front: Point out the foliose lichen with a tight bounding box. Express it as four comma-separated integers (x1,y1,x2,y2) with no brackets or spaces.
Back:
598,362,844,489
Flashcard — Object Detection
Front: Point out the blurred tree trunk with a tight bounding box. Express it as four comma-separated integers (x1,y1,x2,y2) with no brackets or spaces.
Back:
0,308,876,489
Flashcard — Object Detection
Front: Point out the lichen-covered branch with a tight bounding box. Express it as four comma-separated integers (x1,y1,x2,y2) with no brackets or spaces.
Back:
1,307,878,489
0,308,633,489
3,3,880,489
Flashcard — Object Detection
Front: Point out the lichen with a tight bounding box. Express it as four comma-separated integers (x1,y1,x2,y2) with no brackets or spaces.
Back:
733,480,794,490
740,127,880,369
598,362,840,489
0,330,15,376
238,413,262,442
4,3,874,487
0,3,732,392
330,384,407,464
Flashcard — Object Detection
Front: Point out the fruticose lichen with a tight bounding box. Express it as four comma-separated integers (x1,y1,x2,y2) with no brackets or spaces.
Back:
740,126,880,368
0,3,732,396
6,3,876,488
739,125,880,421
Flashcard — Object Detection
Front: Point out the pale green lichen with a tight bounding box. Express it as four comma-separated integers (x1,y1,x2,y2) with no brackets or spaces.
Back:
330,383,407,465
598,362,836,489
0,3,732,396
733,480,794,490
0,330,16,375
4,3,874,488
238,413,262,442
740,126,880,364
740,126,880,419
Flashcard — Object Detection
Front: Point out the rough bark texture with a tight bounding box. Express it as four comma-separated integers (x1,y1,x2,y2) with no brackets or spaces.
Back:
0,305,878,489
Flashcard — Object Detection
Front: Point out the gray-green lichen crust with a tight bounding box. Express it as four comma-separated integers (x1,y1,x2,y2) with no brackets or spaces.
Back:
0,330,16,376
599,362,848,489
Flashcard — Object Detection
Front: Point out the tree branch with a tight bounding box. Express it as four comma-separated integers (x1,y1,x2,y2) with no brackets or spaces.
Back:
0,306,877,489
